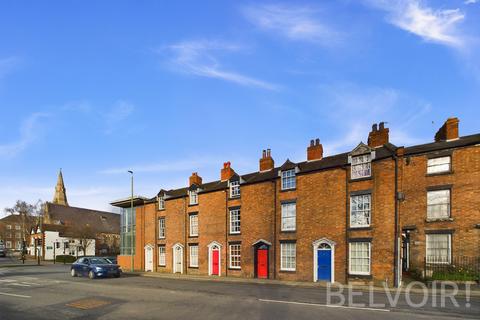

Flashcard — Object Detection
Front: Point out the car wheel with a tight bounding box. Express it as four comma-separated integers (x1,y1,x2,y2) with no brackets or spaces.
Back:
71,269,77,277
88,270,96,279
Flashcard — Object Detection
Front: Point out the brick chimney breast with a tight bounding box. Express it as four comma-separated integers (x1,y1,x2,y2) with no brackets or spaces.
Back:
307,138,323,161
259,149,274,171
221,161,235,181
368,122,389,148
435,117,459,142
189,172,202,186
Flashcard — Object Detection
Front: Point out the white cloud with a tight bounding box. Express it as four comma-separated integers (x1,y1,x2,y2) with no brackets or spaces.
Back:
242,4,343,46
99,157,221,175
162,40,278,90
0,56,19,80
366,0,466,48
464,0,477,5
104,100,135,134
317,83,430,155
0,112,50,158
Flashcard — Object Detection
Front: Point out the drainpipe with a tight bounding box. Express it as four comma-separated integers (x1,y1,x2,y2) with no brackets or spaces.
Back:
225,188,228,278
343,167,349,284
273,179,277,279
385,144,400,288
184,196,187,275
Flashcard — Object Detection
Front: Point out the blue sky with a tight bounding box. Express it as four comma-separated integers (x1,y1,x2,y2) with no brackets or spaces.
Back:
0,0,479,215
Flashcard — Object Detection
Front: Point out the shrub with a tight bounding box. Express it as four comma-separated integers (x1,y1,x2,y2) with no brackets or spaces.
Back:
55,255,76,263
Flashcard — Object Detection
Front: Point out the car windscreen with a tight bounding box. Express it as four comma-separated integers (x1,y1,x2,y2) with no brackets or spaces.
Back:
89,258,109,264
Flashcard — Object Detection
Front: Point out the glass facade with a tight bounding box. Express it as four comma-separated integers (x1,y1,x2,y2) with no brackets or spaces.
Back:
120,207,136,255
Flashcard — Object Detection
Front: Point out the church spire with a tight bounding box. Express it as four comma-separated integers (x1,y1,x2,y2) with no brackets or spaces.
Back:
53,169,69,206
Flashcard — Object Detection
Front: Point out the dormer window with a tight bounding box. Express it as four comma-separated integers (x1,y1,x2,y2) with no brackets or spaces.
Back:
229,180,240,198
351,154,371,179
189,190,198,205
281,169,296,190
158,195,165,210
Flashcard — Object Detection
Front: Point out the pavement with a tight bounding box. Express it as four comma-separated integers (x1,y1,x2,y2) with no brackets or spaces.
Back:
0,263,478,320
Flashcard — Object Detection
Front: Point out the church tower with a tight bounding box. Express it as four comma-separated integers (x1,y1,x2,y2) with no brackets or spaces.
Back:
53,169,69,206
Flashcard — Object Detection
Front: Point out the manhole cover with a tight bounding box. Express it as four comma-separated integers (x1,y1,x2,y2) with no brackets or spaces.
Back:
66,298,111,310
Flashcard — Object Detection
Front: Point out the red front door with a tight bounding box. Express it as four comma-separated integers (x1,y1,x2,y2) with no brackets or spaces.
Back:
212,249,219,275
257,249,268,279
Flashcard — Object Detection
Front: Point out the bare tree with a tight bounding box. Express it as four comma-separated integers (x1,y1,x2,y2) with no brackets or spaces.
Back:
72,223,96,257
4,200,44,259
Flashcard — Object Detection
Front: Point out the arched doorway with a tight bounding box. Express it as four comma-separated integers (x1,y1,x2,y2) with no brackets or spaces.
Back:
172,243,184,274
313,238,336,282
207,241,222,276
253,239,271,279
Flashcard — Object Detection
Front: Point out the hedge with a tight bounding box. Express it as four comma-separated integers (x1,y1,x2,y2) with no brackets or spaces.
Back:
55,255,76,263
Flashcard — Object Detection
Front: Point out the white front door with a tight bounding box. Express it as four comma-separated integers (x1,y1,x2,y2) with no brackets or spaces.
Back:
145,246,153,272
173,245,183,274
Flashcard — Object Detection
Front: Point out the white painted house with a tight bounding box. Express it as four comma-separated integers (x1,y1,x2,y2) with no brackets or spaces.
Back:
29,224,95,261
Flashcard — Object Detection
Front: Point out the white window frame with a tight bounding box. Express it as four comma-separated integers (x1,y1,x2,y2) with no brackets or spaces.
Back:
189,214,198,237
158,196,165,210
6,241,12,248
229,208,241,234
15,225,20,230
280,242,296,271
427,156,451,174
349,242,371,275
427,189,450,220
350,194,371,228
426,234,451,264
6,225,12,230
351,154,371,179
189,190,198,205
281,169,296,190
229,180,240,198
189,245,199,267
158,217,166,239
229,244,241,269
158,245,166,266
281,202,296,231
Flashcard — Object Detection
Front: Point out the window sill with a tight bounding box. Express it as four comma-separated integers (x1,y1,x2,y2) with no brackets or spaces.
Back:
157,208,165,211
349,176,372,183
425,218,454,223
188,266,199,269
158,265,166,267
426,171,453,177
228,267,241,271
158,237,166,240
348,273,372,279
280,230,296,233
228,196,241,200
348,226,372,231
188,204,198,207
229,233,241,236
280,188,296,193
279,269,296,273
189,235,199,238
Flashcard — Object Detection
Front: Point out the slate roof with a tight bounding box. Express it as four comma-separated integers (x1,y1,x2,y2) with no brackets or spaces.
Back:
46,202,120,234
117,133,480,205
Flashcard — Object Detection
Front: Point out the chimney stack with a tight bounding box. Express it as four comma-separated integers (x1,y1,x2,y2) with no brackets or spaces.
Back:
189,172,202,186
368,122,389,148
307,138,323,161
221,161,235,181
259,149,274,171
435,117,459,142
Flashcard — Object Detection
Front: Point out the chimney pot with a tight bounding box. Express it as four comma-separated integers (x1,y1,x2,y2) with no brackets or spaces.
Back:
221,161,235,181
307,138,323,161
189,172,202,186
368,122,389,148
260,149,274,171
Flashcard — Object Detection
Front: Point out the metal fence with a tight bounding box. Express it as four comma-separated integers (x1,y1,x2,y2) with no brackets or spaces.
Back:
424,256,480,281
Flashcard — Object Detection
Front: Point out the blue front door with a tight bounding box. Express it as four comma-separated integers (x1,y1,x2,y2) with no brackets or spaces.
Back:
317,249,331,281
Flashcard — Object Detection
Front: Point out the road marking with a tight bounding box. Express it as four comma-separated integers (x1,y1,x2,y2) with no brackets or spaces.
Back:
0,279,16,283
0,292,31,298
8,283,31,287
258,299,390,312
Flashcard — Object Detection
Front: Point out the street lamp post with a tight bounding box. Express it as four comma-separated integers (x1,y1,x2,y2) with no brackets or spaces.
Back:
128,170,134,273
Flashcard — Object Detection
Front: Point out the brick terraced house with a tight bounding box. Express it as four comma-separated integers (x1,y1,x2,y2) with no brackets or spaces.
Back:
111,118,480,287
